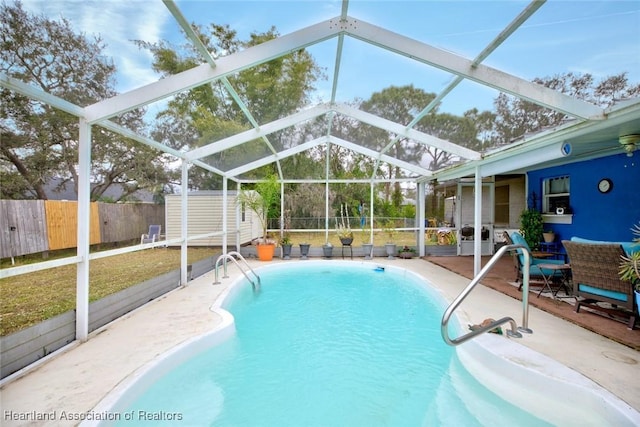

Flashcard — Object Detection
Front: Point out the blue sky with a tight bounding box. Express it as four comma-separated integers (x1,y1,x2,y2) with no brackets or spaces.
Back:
21,0,640,117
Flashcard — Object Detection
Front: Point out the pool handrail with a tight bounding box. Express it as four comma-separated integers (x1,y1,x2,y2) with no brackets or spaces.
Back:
213,251,261,291
441,244,532,346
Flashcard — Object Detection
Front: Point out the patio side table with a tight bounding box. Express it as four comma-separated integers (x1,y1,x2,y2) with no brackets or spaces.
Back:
537,263,572,298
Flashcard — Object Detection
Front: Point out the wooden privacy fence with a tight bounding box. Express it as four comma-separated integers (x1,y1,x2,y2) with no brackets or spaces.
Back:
0,200,164,258
45,201,101,250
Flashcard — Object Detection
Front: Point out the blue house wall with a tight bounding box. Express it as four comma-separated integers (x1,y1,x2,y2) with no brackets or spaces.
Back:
527,152,639,243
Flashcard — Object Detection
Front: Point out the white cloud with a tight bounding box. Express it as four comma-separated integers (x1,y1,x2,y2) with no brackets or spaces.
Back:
22,0,172,93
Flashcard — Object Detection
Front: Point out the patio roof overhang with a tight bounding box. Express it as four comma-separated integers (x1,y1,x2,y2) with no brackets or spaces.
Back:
428,98,640,182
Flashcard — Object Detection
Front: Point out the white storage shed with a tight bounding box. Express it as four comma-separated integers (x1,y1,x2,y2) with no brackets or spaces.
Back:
165,191,260,247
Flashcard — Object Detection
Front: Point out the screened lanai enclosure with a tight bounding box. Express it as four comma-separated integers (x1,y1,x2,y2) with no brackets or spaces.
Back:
2,0,640,342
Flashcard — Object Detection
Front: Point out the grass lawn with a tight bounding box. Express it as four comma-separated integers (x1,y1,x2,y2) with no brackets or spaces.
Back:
0,231,423,336
0,247,218,336
283,230,418,247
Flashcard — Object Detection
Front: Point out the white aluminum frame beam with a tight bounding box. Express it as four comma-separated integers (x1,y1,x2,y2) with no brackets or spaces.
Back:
83,19,344,123
240,178,415,184
378,0,547,157
328,136,429,176
85,9,604,125
333,104,481,160
1,74,84,117
225,139,320,177
187,101,473,176
186,103,332,161
163,0,282,174
76,119,91,341
345,19,605,120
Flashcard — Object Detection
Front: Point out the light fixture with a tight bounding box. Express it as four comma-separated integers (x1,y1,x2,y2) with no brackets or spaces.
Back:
619,134,640,157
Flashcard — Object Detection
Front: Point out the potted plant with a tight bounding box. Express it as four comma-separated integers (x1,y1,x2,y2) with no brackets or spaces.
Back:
361,227,374,259
237,174,280,261
280,234,292,260
519,208,544,250
398,246,417,259
619,222,640,315
322,242,333,258
336,203,354,245
383,220,397,259
542,229,555,243
299,242,311,260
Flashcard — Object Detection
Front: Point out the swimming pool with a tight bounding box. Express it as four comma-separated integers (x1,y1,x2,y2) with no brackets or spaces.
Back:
88,261,639,426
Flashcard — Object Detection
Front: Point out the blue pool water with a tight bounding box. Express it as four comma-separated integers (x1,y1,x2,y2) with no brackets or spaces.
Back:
116,262,551,426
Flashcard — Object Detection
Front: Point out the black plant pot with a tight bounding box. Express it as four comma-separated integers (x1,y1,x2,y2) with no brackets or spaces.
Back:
282,244,292,260
299,243,310,260
340,237,353,246
323,245,333,258
362,243,374,260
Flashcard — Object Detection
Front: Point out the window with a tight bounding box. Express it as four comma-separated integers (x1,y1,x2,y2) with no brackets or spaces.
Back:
543,176,570,213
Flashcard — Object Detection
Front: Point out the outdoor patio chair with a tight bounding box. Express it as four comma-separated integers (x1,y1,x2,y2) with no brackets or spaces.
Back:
509,231,565,288
141,224,162,245
562,240,637,329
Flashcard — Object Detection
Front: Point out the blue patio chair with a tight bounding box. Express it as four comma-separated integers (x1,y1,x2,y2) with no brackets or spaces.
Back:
510,231,565,289
141,224,162,245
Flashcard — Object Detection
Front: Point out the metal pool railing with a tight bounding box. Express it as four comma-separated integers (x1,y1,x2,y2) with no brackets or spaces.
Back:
213,251,261,291
441,244,533,346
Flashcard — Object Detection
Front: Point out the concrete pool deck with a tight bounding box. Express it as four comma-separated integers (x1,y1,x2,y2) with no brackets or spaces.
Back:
1,257,639,426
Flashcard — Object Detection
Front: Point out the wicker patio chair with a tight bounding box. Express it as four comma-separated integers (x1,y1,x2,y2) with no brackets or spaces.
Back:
562,240,637,329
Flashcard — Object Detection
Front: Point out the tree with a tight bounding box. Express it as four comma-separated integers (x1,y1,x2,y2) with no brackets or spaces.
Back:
137,22,324,189
359,85,436,204
0,1,174,201
491,72,640,146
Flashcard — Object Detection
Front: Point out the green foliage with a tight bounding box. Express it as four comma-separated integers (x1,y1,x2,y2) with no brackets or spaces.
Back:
492,72,640,146
382,220,397,242
279,234,291,246
0,2,173,201
401,203,416,219
619,223,640,290
237,174,280,241
137,22,323,190
519,208,544,250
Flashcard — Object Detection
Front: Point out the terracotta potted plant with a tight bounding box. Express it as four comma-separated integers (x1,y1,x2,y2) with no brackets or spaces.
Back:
237,174,280,261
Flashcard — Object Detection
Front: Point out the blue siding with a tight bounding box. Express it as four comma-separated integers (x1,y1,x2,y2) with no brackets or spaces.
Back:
527,152,640,242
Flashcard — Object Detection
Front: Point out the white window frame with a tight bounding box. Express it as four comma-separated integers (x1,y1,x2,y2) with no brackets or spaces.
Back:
542,175,570,214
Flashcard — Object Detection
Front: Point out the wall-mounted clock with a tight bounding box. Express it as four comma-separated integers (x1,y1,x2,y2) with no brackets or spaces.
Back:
597,178,613,194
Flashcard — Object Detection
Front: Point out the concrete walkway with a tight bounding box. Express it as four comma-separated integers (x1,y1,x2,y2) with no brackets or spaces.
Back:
1,258,639,426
